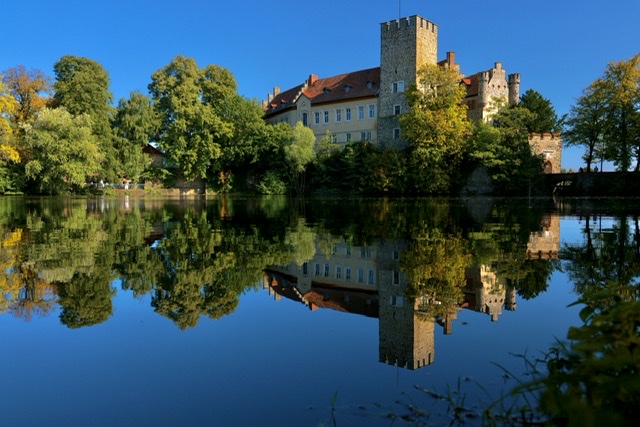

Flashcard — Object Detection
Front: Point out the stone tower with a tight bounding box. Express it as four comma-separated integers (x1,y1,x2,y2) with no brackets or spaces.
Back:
378,15,438,145
508,73,521,106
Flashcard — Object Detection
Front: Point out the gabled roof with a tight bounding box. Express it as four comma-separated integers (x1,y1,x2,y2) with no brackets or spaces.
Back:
265,83,305,117
264,67,380,118
303,67,380,105
462,74,479,97
143,144,164,156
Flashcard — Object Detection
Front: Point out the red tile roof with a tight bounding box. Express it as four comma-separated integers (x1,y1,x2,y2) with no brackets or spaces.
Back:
264,67,380,118
463,74,479,97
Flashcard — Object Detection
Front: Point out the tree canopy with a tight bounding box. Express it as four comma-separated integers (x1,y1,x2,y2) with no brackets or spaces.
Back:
519,89,560,133
23,108,103,194
401,64,471,193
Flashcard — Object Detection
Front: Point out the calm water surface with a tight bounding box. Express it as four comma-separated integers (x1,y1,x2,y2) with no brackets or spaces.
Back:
1,196,638,426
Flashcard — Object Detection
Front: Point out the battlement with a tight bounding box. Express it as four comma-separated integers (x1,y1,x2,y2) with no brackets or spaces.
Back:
381,15,437,34
529,132,562,140
380,354,433,370
508,73,521,84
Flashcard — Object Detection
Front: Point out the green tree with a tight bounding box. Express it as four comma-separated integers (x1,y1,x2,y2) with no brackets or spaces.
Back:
469,105,544,194
519,89,560,133
598,54,640,171
563,83,608,172
283,122,315,195
23,108,103,194
112,91,159,184
400,64,471,193
52,56,116,179
149,56,236,182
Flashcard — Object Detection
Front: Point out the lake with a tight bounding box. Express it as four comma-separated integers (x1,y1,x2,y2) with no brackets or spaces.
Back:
1,195,637,426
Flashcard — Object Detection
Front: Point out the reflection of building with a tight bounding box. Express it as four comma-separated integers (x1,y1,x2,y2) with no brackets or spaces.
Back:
265,237,524,370
527,214,560,259
463,265,517,323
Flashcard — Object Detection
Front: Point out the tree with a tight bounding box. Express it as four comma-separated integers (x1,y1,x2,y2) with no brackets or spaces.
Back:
400,64,471,193
0,78,16,145
23,108,103,194
52,55,116,179
149,56,236,182
563,83,608,172
597,54,640,171
0,78,21,192
467,106,544,194
283,122,315,195
112,91,159,183
519,89,560,133
1,65,51,132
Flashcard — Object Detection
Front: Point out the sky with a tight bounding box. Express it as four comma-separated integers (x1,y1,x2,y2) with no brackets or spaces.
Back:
3,0,640,171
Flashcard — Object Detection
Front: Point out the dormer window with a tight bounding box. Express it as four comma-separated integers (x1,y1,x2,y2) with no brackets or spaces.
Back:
344,85,352,93
367,81,374,89
323,88,331,96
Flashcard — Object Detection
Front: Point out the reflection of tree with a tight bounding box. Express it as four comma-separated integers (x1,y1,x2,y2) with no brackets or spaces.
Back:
401,229,469,320
57,268,116,328
497,258,555,300
563,215,640,306
151,210,296,329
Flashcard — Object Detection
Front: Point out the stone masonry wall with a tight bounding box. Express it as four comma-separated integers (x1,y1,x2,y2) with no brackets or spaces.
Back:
378,16,438,145
529,132,563,173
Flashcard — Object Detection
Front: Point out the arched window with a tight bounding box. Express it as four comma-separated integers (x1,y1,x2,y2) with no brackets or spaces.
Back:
302,112,308,127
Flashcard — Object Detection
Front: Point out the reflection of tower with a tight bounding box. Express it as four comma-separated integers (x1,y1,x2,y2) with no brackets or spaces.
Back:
378,242,435,370
464,265,511,322
527,214,560,259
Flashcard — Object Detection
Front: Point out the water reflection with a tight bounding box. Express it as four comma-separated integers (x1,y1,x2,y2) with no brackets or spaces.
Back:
1,196,637,344
263,214,559,369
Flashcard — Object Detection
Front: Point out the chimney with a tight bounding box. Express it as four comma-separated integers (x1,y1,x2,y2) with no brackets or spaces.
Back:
273,86,281,96
447,51,455,65
308,74,318,86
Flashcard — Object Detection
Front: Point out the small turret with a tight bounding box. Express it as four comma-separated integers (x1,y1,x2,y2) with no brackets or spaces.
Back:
508,73,521,106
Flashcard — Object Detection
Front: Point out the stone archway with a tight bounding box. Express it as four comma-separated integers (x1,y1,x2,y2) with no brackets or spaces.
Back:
544,161,553,174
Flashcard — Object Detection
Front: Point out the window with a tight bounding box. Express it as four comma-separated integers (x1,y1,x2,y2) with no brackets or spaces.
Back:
302,112,308,127
345,267,352,281
302,262,309,275
344,85,351,93
393,128,401,139
358,106,365,120
393,270,400,285
346,247,352,257
390,295,404,307
394,105,401,115
336,266,342,279
345,108,352,121
368,104,376,119
314,263,320,276
357,268,364,283
392,80,405,93
360,131,371,141
336,109,342,122
392,250,400,261
314,112,320,125
324,263,330,277
346,133,351,142
368,269,375,285
324,111,329,124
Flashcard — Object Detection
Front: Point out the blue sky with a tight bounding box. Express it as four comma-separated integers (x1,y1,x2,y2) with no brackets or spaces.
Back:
3,0,639,170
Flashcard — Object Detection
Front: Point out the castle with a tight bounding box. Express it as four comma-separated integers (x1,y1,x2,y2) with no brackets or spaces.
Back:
264,15,562,172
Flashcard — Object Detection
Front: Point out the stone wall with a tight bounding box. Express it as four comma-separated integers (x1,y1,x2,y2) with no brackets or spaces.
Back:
378,16,438,145
528,132,563,173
